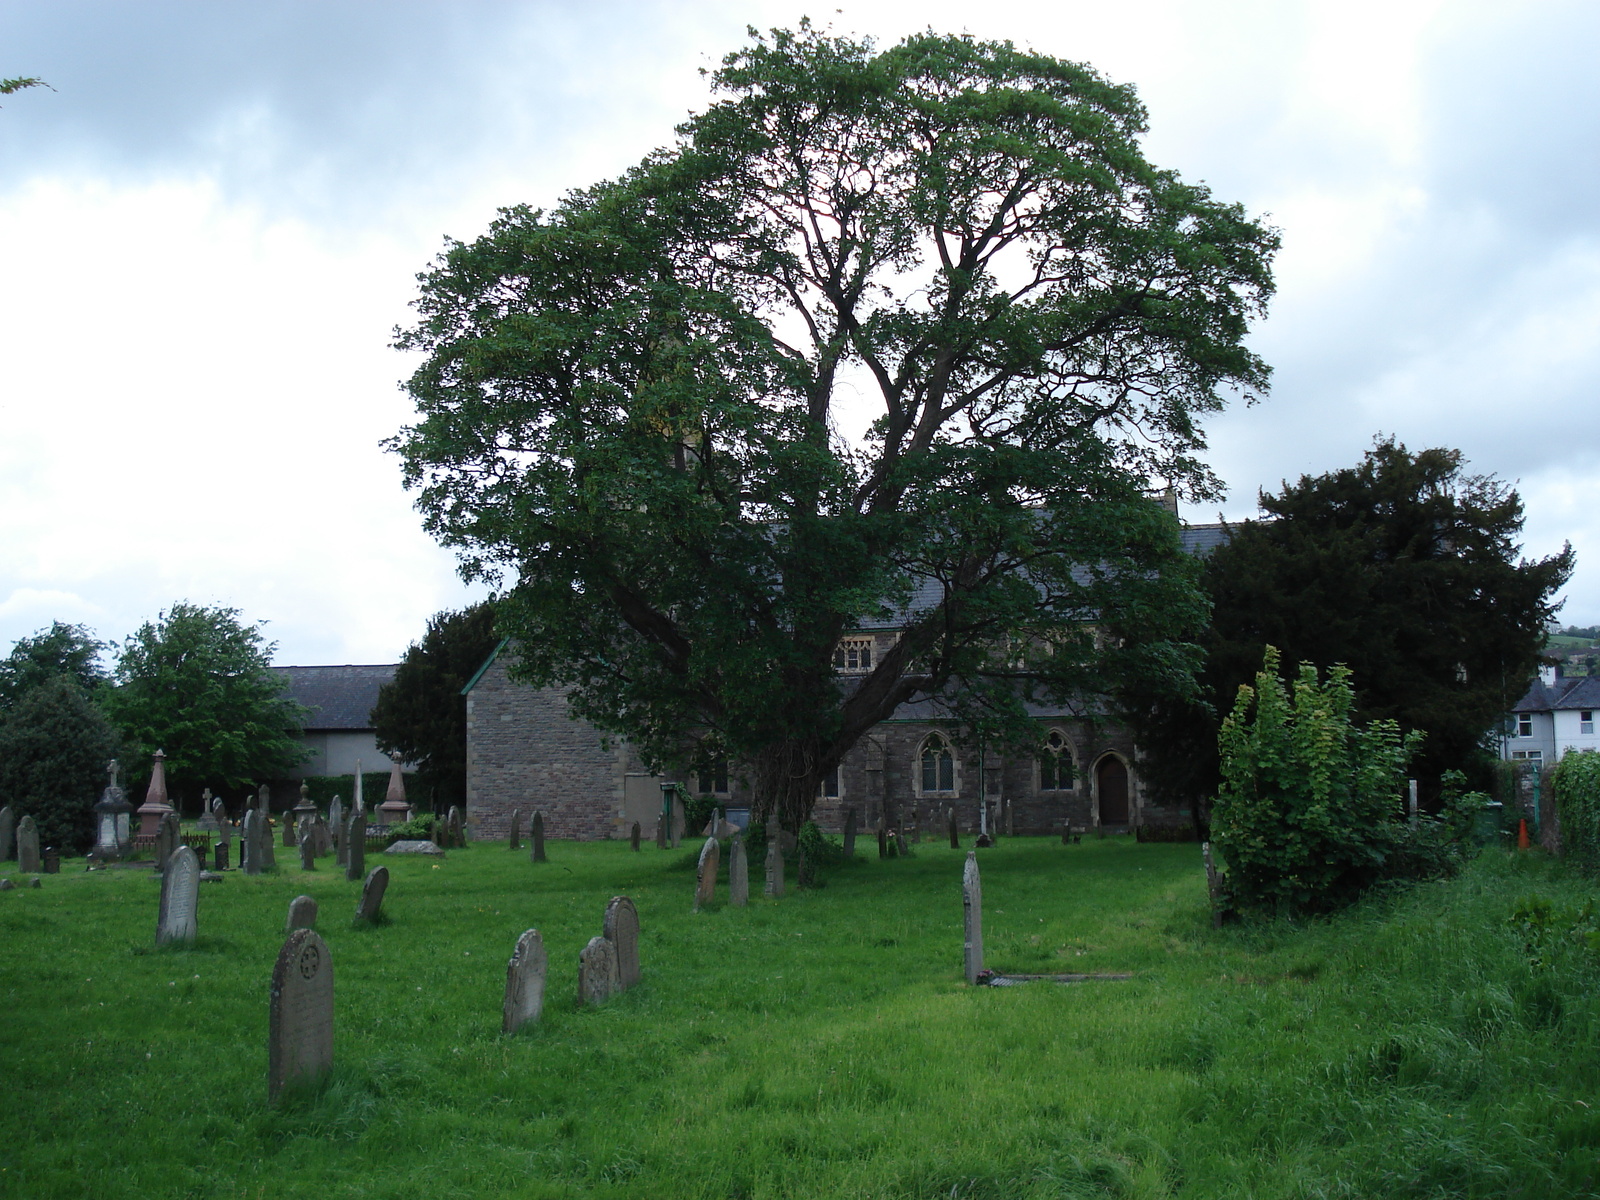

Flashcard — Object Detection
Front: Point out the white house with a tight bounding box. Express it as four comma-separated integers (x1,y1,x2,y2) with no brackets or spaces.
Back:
1504,665,1600,763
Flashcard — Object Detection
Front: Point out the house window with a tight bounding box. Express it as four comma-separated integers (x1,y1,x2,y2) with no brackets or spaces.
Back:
817,765,841,799
833,638,874,673
1517,715,1533,738
1583,711,1595,735
697,759,729,796
920,736,955,794
1512,750,1543,761
1039,730,1072,792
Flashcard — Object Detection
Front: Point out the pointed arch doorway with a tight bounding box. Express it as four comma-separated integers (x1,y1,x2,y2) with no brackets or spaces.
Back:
1096,756,1130,826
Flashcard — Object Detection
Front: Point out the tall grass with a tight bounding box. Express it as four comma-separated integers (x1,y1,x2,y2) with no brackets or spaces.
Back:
0,837,1594,1198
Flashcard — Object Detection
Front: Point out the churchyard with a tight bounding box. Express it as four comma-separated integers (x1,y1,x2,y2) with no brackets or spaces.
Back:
1,834,1596,1198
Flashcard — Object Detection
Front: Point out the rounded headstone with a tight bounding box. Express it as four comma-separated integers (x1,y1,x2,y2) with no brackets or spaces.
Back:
603,896,640,990
502,929,547,1033
286,894,318,932
268,929,333,1103
356,865,389,923
578,935,619,1007
156,845,201,946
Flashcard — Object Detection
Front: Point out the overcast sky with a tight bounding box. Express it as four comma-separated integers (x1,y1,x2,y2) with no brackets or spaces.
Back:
3,0,1597,667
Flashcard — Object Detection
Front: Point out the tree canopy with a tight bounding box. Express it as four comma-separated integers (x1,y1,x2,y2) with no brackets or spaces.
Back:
0,621,108,711
101,603,308,804
390,25,1277,828
371,602,499,811
0,676,120,853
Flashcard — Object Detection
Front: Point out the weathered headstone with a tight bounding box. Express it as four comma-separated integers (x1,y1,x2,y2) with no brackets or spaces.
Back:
948,807,959,850
0,804,14,861
211,797,230,845
287,894,317,932
156,845,200,946
578,935,619,1006
911,807,923,844
345,808,366,882
268,929,333,1103
604,896,641,990
841,807,857,858
530,811,546,864
241,810,261,875
282,808,296,846
694,837,720,911
154,812,180,873
16,815,40,874
502,929,547,1033
670,793,685,849
214,842,229,871
764,827,784,898
446,805,464,849
655,818,667,850
0,878,12,890
260,810,277,870
508,808,522,851
728,836,749,906
330,797,346,864
299,833,316,871
313,815,332,857
962,851,983,984
630,821,641,852
384,840,445,856
197,789,219,834
355,865,388,923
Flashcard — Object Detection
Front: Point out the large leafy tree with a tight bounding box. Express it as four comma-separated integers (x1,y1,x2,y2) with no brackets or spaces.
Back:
0,621,108,711
102,603,308,805
0,676,120,853
371,602,499,811
1138,439,1573,811
390,26,1277,829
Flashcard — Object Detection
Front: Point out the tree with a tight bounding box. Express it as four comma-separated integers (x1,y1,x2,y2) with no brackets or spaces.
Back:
0,622,109,711
390,25,1277,830
1137,439,1573,813
101,603,308,805
0,676,120,853
371,603,499,811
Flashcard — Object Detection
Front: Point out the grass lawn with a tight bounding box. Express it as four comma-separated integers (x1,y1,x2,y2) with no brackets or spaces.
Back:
1,834,1597,1199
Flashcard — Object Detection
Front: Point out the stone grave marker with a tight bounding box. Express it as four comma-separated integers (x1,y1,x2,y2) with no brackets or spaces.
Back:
578,935,619,1006
212,798,230,846
655,818,667,850
0,804,14,861
214,842,229,871
841,807,857,858
911,806,922,844
962,851,983,984
286,894,317,932
299,833,316,871
313,815,332,856
502,929,547,1033
197,789,219,834
154,812,180,873
508,808,522,851
16,815,40,874
728,836,749,906
446,805,464,849
948,807,959,850
260,810,276,870
384,840,445,856
241,810,260,875
0,878,12,890
530,811,546,863
156,845,200,946
694,837,720,911
268,929,333,1103
630,821,641,852
330,797,346,865
764,827,784,898
604,896,640,990
345,809,366,882
670,793,685,849
355,866,389,923
282,806,297,846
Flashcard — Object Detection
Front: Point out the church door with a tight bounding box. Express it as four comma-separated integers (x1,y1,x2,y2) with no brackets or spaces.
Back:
1096,757,1130,825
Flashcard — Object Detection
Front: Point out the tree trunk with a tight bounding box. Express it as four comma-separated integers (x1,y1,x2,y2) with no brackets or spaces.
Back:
751,739,831,833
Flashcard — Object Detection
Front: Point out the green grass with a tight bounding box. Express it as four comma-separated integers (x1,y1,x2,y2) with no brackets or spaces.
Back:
1,836,1597,1198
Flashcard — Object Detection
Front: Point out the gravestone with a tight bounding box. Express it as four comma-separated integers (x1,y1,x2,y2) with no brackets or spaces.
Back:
604,896,641,990
694,837,720,911
260,810,277,870
211,798,230,846
214,842,228,871
962,851,984,984
0,804,14,861
841,807,857,858
286,894,317,932
764,827,784,898
345,809,366,882
156,845,200,946
356,866,389,923
241,810,261,875
197,789,220,834
268,928,333,1103
670,793,685,849
16,816,40,874
502,929,547,1033
330,797,346,865
728,836,749,907
508,809,522,851
630,821,641,852
282,808,296,847
446,806,464,849
299,833,316,871
655,819,667,850
578,935,619,1006
948,807,959,850
0,878,12,890
313,815,333,856
385,840,445,856
530,811,546,864
154,812,180,873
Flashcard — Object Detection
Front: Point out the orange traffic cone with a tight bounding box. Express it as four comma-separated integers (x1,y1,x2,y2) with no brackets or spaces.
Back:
1517,819,1530,850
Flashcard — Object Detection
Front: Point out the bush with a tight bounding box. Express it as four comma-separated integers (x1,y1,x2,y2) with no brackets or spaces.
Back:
383,812,439,844
1550,749,1600,867
1211,646,1445,916
0,676,121,853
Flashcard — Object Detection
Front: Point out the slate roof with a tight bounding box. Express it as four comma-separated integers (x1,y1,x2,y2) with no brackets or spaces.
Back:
1512,674,1600,713
271,664,397,730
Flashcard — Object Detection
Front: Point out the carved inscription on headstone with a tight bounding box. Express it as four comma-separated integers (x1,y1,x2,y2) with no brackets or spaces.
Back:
962,851,983,984
268,929,333,1103
530,811,546,863
578,935,619,1006
156,845,200,946
356,866,389,923
728,836,749,907
15,816,40,874
694,837,720,911
287,894,318,932
603,896,640,990
502,929,547,1033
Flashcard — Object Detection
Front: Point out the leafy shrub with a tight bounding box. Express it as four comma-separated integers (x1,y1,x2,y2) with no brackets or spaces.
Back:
0,676,120,853
683,793,718,840
383,812,438,844
1211,646,1437,916
1549,749,1600,867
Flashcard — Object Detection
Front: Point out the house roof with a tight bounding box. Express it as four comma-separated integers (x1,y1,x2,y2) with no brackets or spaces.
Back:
271,664,396,730
1512,674,1600,713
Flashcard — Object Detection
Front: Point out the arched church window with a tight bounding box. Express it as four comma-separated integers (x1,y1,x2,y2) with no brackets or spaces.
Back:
1039,730,1072,791
920,735,955,794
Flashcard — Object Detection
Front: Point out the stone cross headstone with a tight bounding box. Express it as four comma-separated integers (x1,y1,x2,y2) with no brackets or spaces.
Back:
286,894,317,932
764,827,784,898
578,935,619,1006
156,845,200,946
356,865,389,923
0,804,15,861
841,807,857,858
508,808,522,851
345,808,366,882
630,821,641,852
694,837,720,911
268,929,333,1103
197,788,220,834
299,833,316,871
604,896,640,990
530,811,546,863
728,836,749,906
948,806,960,850
962,851,984,984
502,929,547,1033
16,815,41,874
